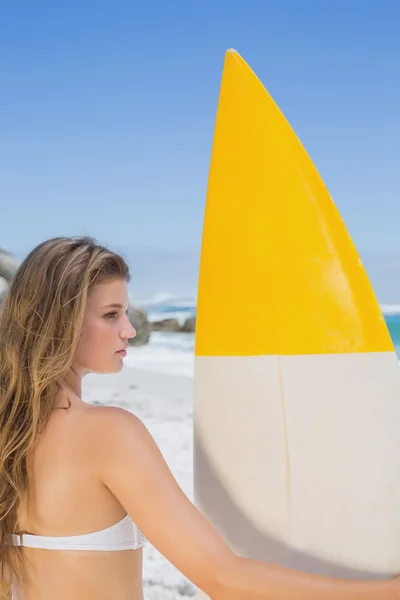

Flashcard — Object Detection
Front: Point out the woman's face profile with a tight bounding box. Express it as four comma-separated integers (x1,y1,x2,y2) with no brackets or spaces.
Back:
73,278,136,375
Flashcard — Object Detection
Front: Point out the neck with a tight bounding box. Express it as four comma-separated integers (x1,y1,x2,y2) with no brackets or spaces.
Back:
61,365,83,399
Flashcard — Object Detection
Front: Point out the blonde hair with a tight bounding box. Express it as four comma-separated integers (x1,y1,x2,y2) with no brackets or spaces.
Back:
0,236,130,597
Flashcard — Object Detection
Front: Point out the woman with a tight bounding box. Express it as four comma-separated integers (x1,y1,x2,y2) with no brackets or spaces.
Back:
0,235,398,600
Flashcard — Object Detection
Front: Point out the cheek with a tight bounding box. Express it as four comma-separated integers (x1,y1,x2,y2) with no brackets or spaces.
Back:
74,320,117,369
77,319,111,353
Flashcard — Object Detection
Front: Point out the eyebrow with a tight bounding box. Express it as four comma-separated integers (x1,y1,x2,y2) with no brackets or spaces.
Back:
101,303,131,309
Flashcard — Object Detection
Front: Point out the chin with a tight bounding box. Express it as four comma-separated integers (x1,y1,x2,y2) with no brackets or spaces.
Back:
90,362,124,375
107,364,124,374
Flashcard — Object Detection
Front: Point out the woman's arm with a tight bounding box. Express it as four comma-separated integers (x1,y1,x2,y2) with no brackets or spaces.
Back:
215,557,392,599
89,406,398,600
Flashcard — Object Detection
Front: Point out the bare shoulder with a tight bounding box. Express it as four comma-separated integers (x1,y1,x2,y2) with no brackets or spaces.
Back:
81,405,148,446
81,404,237,596
80,404,157,471
82,404,141,424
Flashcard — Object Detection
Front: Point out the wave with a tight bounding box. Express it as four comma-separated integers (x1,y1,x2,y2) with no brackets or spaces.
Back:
134,291,196,308
380,305,400,315
134,291,178,306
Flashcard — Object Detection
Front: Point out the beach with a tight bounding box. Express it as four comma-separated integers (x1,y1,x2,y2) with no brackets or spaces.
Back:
83,359,196,600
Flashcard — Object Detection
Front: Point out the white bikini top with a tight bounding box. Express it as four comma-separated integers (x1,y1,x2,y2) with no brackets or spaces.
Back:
9,513,147,551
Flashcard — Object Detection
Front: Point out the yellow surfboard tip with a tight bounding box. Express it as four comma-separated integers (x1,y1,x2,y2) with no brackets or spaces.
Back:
196,50,393,356
225,48,243,60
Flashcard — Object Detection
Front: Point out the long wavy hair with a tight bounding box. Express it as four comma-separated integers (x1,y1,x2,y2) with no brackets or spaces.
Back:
0,236,130,597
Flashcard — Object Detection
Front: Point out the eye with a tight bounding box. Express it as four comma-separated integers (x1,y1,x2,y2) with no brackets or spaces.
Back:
105,311,118,319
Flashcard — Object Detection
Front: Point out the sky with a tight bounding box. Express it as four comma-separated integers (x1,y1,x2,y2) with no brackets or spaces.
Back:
1,1,400,300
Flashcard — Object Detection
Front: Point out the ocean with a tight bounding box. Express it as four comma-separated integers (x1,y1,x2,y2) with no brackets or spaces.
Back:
126,295,400,378
126,295,196,377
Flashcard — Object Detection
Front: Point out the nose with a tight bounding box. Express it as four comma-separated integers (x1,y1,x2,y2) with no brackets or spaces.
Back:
120,316,137,340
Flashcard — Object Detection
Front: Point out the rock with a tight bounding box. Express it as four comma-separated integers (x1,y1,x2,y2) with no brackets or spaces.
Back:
127,305,151,346
152,318,180,332
181,317,196,333
151,317,196,333
0,276,7,305
0,250,21,282
0,276,8,294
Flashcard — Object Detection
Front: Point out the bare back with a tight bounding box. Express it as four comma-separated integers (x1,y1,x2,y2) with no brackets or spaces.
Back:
14,391,144,600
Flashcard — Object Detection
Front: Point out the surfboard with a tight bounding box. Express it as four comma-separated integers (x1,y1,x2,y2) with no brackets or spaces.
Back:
193,49,400,598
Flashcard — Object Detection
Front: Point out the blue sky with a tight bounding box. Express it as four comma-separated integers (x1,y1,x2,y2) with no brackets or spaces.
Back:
1,1,400,300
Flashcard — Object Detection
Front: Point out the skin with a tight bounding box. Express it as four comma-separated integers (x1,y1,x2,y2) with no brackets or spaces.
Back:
14,278,400,600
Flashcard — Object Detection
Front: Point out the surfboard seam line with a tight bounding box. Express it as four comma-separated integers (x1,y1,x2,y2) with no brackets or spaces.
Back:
277,355,291,542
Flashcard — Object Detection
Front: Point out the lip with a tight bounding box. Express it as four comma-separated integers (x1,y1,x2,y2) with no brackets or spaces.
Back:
116,348,127,356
